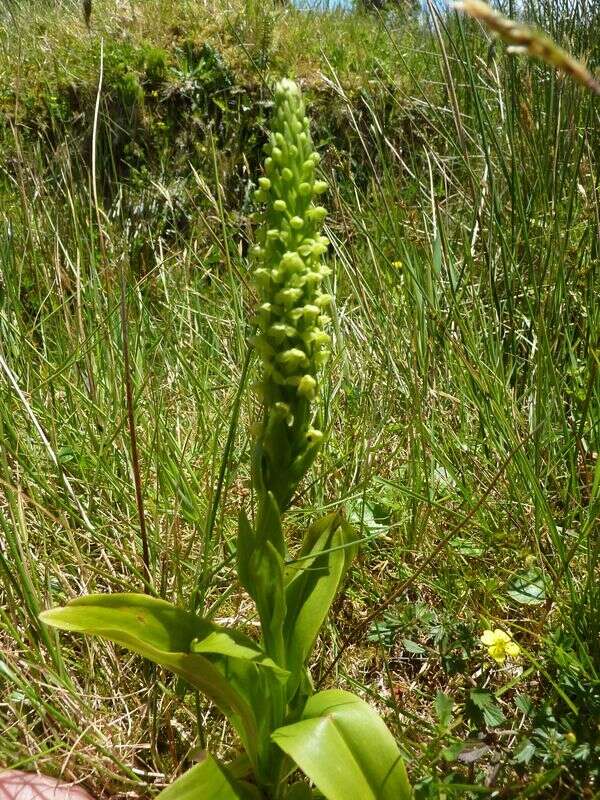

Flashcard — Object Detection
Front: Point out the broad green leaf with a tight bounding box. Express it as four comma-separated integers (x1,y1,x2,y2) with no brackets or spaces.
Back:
347,498,388,537
482,703,506,728
237,510,255,595
286,513,339,572
507,567,547,605
250,540,286,665
256,491,285,557
238,497,286,664
434,692,454,728
402,638,426,654
272,689,411,800
156,753,262,800
40,593,284,671
40,594,283,762
468,688,506,728
190,628,285,677
513,737,536,765
239,493,287,664
284,518,357,683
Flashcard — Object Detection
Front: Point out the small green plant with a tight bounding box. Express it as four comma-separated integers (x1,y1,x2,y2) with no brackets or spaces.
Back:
40,80,412,800
141,44,169,86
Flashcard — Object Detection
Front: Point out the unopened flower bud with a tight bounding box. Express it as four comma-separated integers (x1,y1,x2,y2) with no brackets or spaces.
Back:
255,303,272,329
304,271,324,287
298,374,317,399
306,427,323,444
273,402,291,420
275,287,303,306
304,330,331,348
251,334,275,358
253,268,270,291
268,323,291,342
280,252,304,271
277,348,309,372
301,304,321,319
307,206,327,223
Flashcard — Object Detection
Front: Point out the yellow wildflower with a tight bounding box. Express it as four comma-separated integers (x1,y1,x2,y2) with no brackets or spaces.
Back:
392,260,403,269
481,628,520,664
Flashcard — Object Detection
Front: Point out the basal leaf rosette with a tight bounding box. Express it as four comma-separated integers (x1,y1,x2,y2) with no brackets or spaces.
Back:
251,80,331,511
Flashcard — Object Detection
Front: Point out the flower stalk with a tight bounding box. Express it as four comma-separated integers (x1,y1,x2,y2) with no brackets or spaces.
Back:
250,79,332,515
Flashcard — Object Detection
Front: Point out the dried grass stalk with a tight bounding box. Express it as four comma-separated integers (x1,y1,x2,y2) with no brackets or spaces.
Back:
455,0,600,96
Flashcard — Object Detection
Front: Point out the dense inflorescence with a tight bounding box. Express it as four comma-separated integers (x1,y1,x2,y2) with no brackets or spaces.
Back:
251,79,332,510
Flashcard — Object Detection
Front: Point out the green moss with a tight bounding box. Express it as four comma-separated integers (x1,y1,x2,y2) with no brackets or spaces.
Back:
0,0,433,250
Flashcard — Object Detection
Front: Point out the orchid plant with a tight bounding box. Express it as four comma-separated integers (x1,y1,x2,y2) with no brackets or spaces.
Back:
41,79,412,800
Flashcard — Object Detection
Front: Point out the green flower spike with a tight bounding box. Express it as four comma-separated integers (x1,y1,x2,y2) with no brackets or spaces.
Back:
251,79,331,512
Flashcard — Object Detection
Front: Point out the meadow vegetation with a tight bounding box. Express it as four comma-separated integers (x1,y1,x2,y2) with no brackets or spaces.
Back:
0,0,598,797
